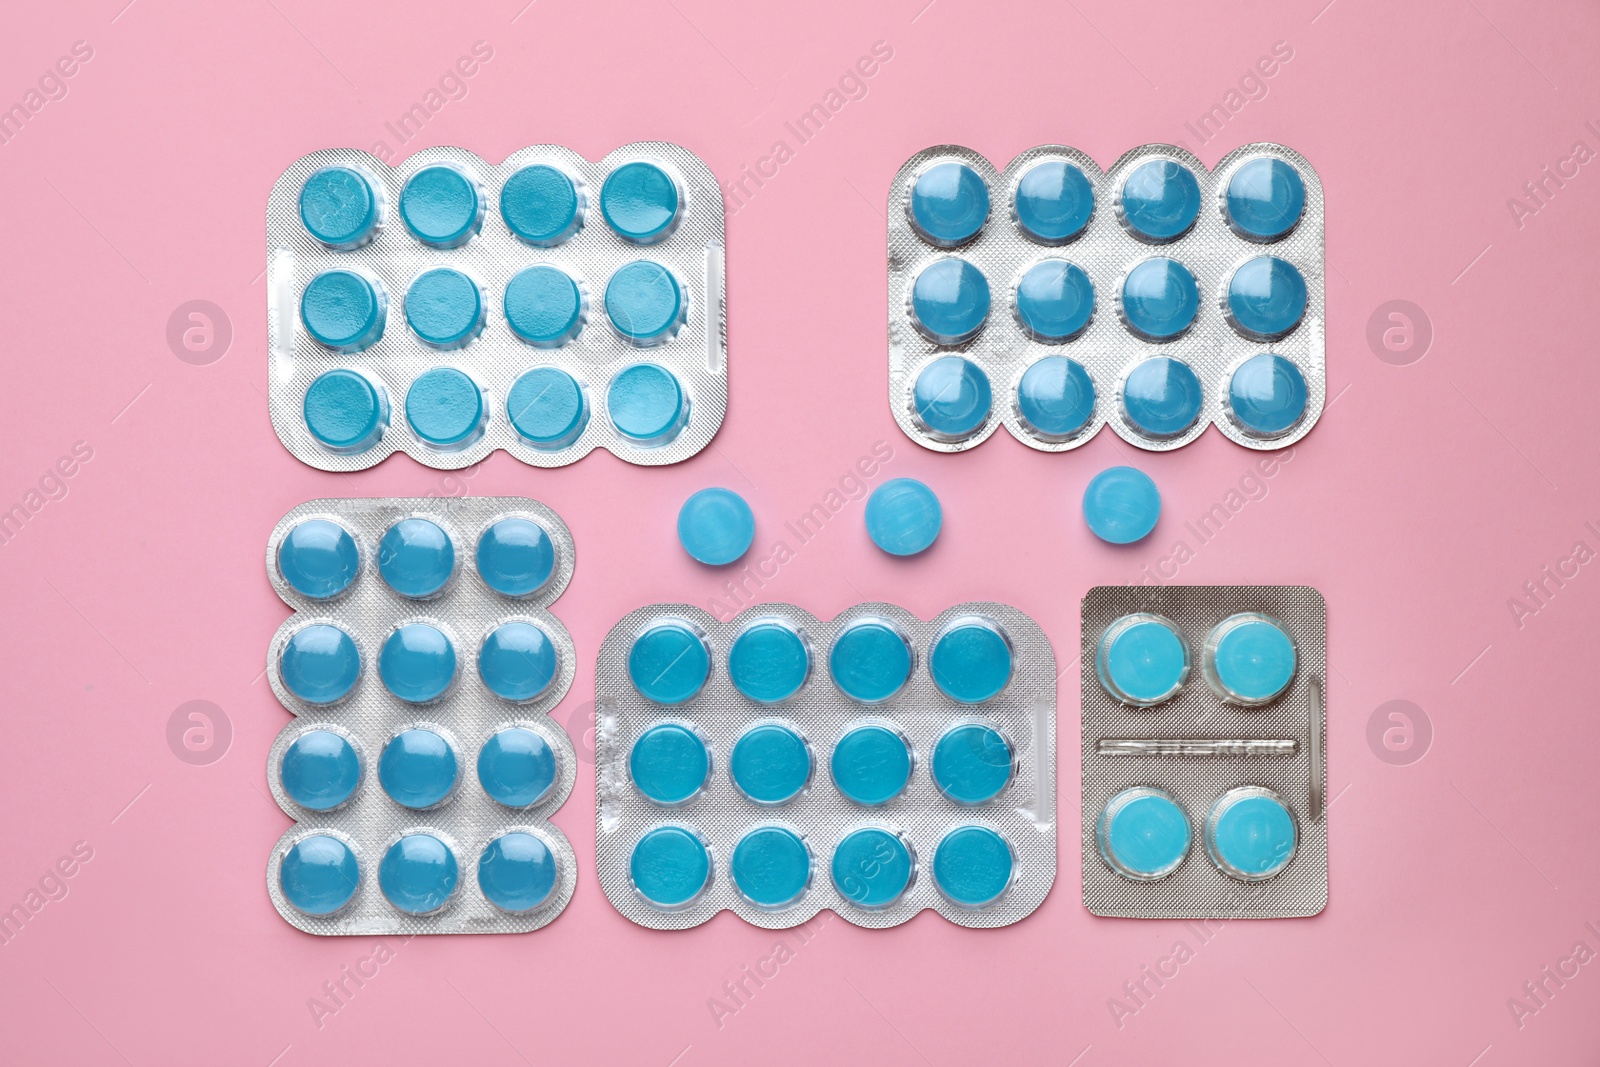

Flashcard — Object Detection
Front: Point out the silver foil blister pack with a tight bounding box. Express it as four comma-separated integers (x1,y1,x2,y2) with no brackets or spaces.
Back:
265,497,578,935
593,603,1057,929
887,142,1324,453
1080,585,1327,919
267,142,727,471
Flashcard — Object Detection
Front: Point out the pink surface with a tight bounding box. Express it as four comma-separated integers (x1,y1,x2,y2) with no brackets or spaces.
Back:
1,0,1596,1063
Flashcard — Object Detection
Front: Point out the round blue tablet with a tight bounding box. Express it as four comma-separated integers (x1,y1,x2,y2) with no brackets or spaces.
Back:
379,833,459,914
908,161,990,247
913,356,991,440
478,832,559,913
730,721,812,804
405,268,485,349
830,723,912,805
1016,356,1095,441
303,368,390,454
507,367,589,449
909,257,990,345
1204,614,1297,706
378,622,457,703
1206,786,1297,881
933,825,1014,907
278,518,360,599
930,619,1013,704
1120,159,1201,242
600,161,682,244
728,622,810,704
1096,614,1189,706
1225,158,1306,241
475,517,557,598
478,621,560,702
931,722,1014,804
1082,466,1161,545
501,163,584,246
1226,256,1307,339
405,367,487,450
477,727,558,808
627,622,710,705
378,517,455,599
829,621,914,704
281,729,362,811
301,269,386,353
279,834,360,915
300,165,381,249
378,727,459,809
1014,159,1094,244
608,363,688,444
280,624,361,705
831,827,913,909
678,488,755,566
630,722,711,805
1122,357,1203,438
605,260,685,345
630,825,711,909
864,478,941,557
731,826,812,909
1098,786,1190,880
399,164,483,248
1119,258,1199,340
1227,353,1308,437
505,265,585,348
1014,260,1094,342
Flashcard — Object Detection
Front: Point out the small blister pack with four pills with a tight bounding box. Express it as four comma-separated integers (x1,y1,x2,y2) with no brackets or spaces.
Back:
1080,585,1327,919
265,497,579,934
592,603,1057,929
886,143,1324,454
266,143,726,471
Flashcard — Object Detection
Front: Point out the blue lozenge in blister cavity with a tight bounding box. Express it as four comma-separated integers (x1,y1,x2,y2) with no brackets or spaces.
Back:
909,257,990,344
507,367,588,449
478,621,560,703
278,518,361,599
730,721,812,804
303,369,390,454
399,164,483,248
933,824,1014,908
607,363,688,445
1016,356,1096,441
1013,159,1094,244
1098,786,1190,881
477,727,558,808
501,164,584,247
301,269,387,353
600,161,682,244
280,834,361,915
830,722,912,805
627,621,710,705
1013,260,1094,343
1119,159,1201,242
730,825,812,910
281,729,362,811
1122,357,1203,438
630,825,711,909
300,165,382,250
1226,256,1307,340
908,161,989,247
405,367,487,451
728,621,810,705
1226,353,1308,438
280,623,361,705
605,260,686,346
1206,786,1297,881
378,623,458,704
378,727,459,809
1225,157,1305,241
912,356,991,441
831,827,913,909
475,517,555,598
930,722,1013,805
629,722,711,805
378,517,455,599
1202,613,1296,706
1119,258,1199,341
829,621,914,704
1096,613,1188,707
504,265,586,348
478,832,560,913
379,833,459,914
929,618,1013,704
405,268,486,350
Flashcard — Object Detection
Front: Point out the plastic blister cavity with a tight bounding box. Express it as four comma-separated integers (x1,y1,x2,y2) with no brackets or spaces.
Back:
886,143,1324,454
595,602,1056,929
268,143,727,471
265,497,579,935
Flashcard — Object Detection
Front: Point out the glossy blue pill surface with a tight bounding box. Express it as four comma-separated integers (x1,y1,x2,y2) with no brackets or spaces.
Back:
630,825,711,909
931,722,1014,805
405,367,486,450
378,623,457,703
478,621,560,702
830,723,912,805
1120,159,1201,241
1014,160,1094,244
909,161,989,246
399,164,482,248
913,356,991,440
303,368,390,454
300,165,381,249
379,833,459,914
1017,356,1095,440
1082,466,1161,545
678,488,755,566
501,164,583,246
278,518,360,599
1225,158,1306,241
505,265,584,348
280,834,360,915
728,622,810,704
1227,353,1308,437
730,721,812,804
600,161,681,244
1015,260,1094,342
731,826,812,909
933,825,1014,907
909,257,990,344
281,729,362,811
630,722,710,805
478,832,559,913
477,727,558,808
930,620,1013,704
280,624,361,705
1097,614,1188,706
831,827,913,909
1207,788,1297,881
301,269,386,352
608,363,688,444
1227,256,1307,339
1099,787,1190,880
507,367,588,449
405,268,485,349
830,622,914,704
475,518,556,598
627,622,710,705
1206,615,1297,705
378,727,459,809
605,260,685,345
1122,357,1203,438
864,478,941,557
1120,258,1199,340
378,517,455,599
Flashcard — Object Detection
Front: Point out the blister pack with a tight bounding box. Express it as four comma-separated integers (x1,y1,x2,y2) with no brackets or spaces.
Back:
886,143,1324,454
593,603,1056,929
264,497,578,935
267,143,726,471
1080,585,1326,919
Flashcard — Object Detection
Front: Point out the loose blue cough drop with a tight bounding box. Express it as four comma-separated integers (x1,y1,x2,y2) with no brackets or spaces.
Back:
677,488,755,566
864,479,942,557
1082,466,1161,545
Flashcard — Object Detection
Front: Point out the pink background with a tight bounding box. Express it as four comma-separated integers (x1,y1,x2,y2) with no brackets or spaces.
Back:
1,0,1597,1063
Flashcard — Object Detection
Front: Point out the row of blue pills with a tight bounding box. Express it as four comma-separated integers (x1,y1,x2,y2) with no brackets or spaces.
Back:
1097,785,1298,883
1095,612,1298,708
